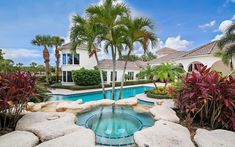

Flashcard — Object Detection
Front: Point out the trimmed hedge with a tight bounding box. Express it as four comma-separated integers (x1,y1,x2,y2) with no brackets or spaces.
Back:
72,69,101,86
115,80,152,86
37,75,61,84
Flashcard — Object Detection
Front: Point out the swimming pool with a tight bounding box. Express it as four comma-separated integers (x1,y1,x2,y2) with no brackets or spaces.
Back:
76,106,154,146
50,86,153,103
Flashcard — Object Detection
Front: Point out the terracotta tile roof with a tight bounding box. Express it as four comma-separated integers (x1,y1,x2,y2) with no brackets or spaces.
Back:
98,59,148,70
156,47,178,55
181,41,219,58
148,51,188,64
59,43,88,51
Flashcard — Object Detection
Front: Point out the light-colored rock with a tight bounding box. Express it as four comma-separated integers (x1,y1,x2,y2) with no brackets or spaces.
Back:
36,127,95,147
134,120,195,147
115,98,138,106
194,128,235,147
16,112,79,142
31,104,42,112
155,99,176,109
133,105,150,113
150,105,179,123
96,99,115,106
0,131,39,147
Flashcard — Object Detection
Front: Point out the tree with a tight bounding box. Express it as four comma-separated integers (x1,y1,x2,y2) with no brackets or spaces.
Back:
118,17,157,99
70,14,107,99
118,54,140,61
0,49,4,60
141,51,156,61
86,0,130,100
216,23,235,70
31,35,52,83
154,63,184,89
30,62,38,75
51,36,64,83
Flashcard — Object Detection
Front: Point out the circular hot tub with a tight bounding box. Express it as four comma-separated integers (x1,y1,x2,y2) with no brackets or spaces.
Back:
76,106,154,146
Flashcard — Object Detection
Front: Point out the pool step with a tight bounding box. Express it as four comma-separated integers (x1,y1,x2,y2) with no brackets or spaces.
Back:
96,135,135,146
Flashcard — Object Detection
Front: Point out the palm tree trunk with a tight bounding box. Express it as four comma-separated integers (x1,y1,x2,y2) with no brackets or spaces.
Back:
55,47,60,83
43,47,50,83
118,51,131,100
94,52,106,99
111,45,116,100
231,58,234,71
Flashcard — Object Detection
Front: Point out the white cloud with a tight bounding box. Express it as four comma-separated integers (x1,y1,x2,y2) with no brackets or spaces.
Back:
231,14,235,20
164,35,191,50
218,20,233,33
2,48,41,59
199,20,216,29
212,19,233,41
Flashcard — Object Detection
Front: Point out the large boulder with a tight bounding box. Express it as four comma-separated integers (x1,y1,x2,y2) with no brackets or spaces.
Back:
194,128,235,147
16,112,79,142
150,105,179,123
0,131,39,147
36,127,95,147
134,120,195,147
155,99,176,109
115,98,138,106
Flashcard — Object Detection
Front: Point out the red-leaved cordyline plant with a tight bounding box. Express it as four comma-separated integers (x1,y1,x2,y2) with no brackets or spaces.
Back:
0,71,37,130
176,65,235,131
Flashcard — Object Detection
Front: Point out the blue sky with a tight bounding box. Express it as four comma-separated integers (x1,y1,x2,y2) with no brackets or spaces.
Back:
0,0,234,65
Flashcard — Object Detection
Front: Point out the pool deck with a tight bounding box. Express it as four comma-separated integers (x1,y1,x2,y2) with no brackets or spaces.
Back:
49,83,165,95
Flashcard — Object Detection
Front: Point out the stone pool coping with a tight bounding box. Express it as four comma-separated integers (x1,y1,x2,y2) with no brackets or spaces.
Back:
49,83,164,95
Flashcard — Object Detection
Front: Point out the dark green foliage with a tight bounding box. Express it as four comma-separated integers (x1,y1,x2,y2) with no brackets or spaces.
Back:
37,75,62,84
72,68,101,86
29,84,51,103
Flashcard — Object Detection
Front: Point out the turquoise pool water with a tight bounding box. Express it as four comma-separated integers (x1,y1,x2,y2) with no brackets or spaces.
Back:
50,86,153,102
76,106,154,146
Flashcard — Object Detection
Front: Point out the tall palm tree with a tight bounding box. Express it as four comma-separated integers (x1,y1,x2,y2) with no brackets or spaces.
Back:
31,35,52,83
118,17,157,99
51,36,64,83
216,23,235,70
154,63,184,89
86,0,130,100
70,15,107,99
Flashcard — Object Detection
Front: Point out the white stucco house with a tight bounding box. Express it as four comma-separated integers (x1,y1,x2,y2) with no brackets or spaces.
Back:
148,41,233,75
59,43,147,85
60,41,233,85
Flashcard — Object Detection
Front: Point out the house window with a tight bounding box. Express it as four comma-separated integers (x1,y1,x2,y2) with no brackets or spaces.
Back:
111,71,117,81
128,72,134,80
74,54,80,64
67,71,73,82
67,54,73,64
103,71,107,82
63,71,66,82
62,54,66,64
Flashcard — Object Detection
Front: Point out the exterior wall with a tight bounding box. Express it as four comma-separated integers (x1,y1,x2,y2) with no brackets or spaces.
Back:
101,69,140,84
61,48,97,85
211,61,231,76
174,55,221,72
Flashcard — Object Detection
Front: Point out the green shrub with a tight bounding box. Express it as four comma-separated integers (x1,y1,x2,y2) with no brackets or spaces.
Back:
50,84,110,90
115,80,152,86
145,86,172,99
72,68,101,86
36,75,61,84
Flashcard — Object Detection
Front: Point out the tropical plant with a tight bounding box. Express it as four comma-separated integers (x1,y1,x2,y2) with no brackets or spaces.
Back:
86,0,130,100
0,49,15,73
51,36,64,83
118,16,157,99
141,51,156,61
154,63,185,89
0,71,37,131
119,54,140,61
31,35,52,83
215,23,235,70
136,70,145,80
176,65,235,131
70,15,107,99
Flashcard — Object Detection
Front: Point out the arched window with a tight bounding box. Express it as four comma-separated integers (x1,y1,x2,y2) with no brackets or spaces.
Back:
188,62,204,72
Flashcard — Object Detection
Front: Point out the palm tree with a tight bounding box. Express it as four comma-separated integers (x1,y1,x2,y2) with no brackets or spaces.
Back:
86,0,130,100
70,15,107,99
51,36,64,83
216,23,235,70
31,35,52,83
118,17,157,99
144,65,157,87
154,63,184,90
